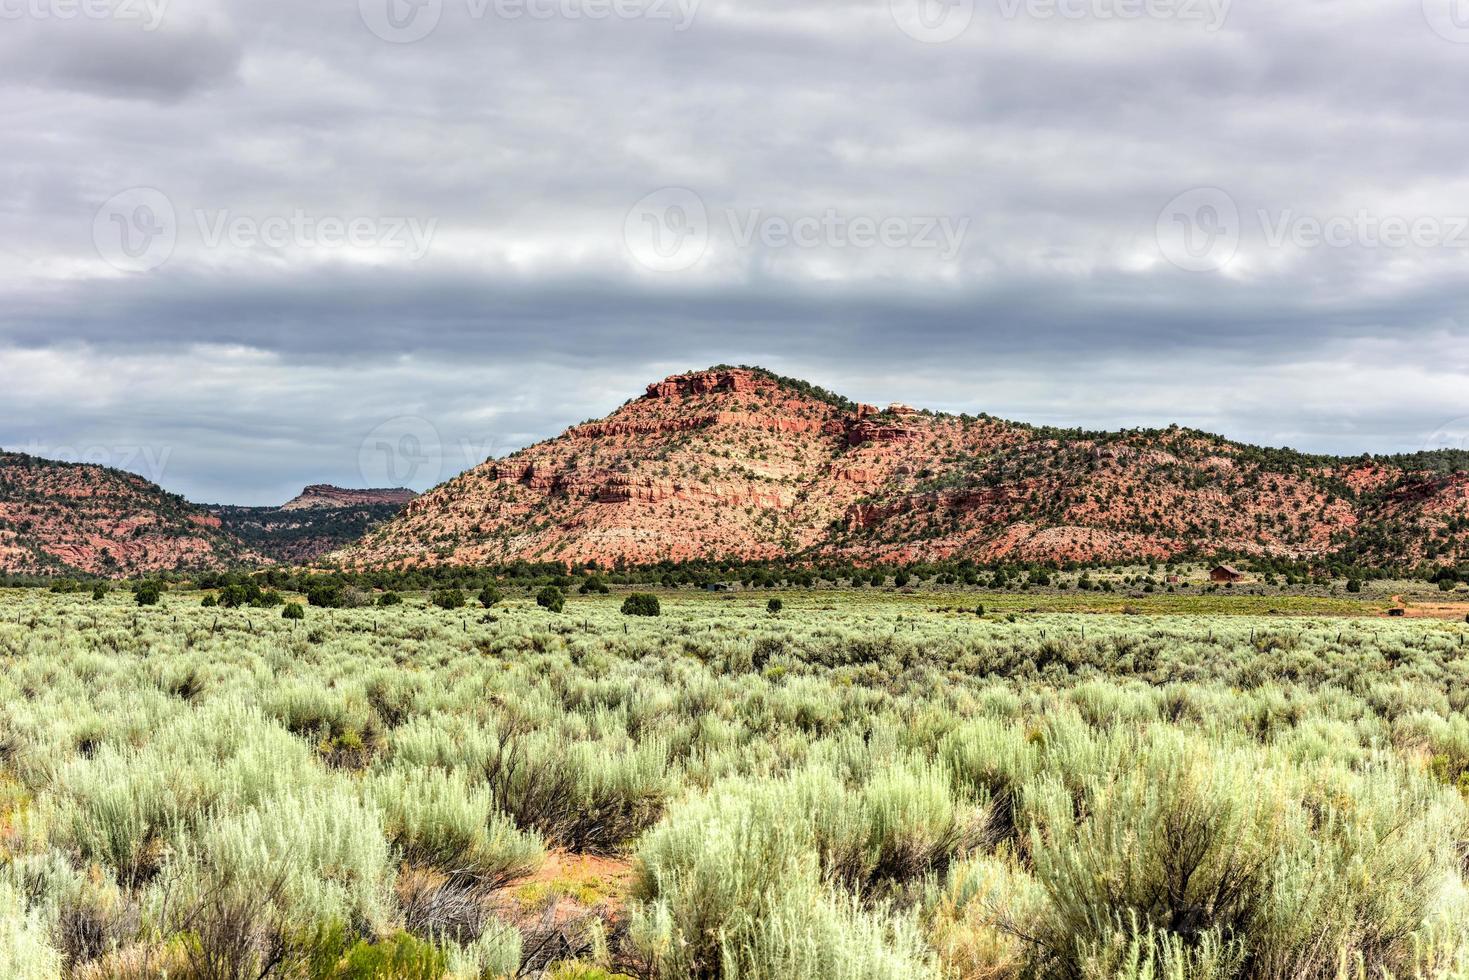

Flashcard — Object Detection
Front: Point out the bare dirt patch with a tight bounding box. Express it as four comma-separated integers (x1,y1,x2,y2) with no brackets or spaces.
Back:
1390,595,1469,620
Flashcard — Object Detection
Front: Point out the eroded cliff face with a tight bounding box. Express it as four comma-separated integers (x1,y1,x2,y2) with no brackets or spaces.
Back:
333,367,1469,569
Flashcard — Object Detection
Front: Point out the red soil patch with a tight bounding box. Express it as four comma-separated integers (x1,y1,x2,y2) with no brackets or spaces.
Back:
501,850,637,927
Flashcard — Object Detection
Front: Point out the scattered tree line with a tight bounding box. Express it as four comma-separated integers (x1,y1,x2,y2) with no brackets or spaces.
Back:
16,552,1469,603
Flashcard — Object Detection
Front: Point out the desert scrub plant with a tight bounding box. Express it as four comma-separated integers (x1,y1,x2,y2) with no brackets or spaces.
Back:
443,917,523,979
842,761,983,894
50,874,142,973
3,593,1469,978
182,785,397,934
47,751,184,888
921,850,1047,979
330,930,448,980
0,880,62,980
1072,913,1247,980
267,681,383,769
370,767,543,889
480,727,672,853
629,777,940,979
788,762,984,897
1026,741,1273,971
1027,733,1461,979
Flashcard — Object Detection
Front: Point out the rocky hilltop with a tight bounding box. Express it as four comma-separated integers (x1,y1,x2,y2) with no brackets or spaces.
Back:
280,485,417,511
213,486,417,564
335,367,1469,569
0,451,247,576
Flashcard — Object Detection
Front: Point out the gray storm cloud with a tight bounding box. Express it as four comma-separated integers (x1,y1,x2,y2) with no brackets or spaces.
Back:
0,0,1466,502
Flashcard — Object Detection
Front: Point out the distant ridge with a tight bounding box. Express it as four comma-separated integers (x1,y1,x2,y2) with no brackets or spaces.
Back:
212,486,417,564
332,366,1469,570
280,485,418,511
4,369,1464,577
0,450,247,576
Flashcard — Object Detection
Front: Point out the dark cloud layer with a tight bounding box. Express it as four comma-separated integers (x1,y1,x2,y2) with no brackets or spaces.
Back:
1,0,1466,503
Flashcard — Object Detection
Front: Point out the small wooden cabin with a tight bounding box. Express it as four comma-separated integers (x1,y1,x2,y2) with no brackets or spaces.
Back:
1210,565,1245,584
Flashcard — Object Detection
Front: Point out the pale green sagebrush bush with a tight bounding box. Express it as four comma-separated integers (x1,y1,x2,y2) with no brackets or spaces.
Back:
0,880,61,980
630,774,942,978
370,767,543,888
181,784,396,932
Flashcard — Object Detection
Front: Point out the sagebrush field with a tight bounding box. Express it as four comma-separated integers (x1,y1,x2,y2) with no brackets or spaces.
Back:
3,589,1469,979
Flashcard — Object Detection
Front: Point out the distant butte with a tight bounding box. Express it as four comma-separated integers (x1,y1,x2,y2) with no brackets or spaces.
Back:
280,485,419,511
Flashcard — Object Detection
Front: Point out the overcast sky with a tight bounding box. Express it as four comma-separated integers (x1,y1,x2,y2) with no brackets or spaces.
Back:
2,0,1467,504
